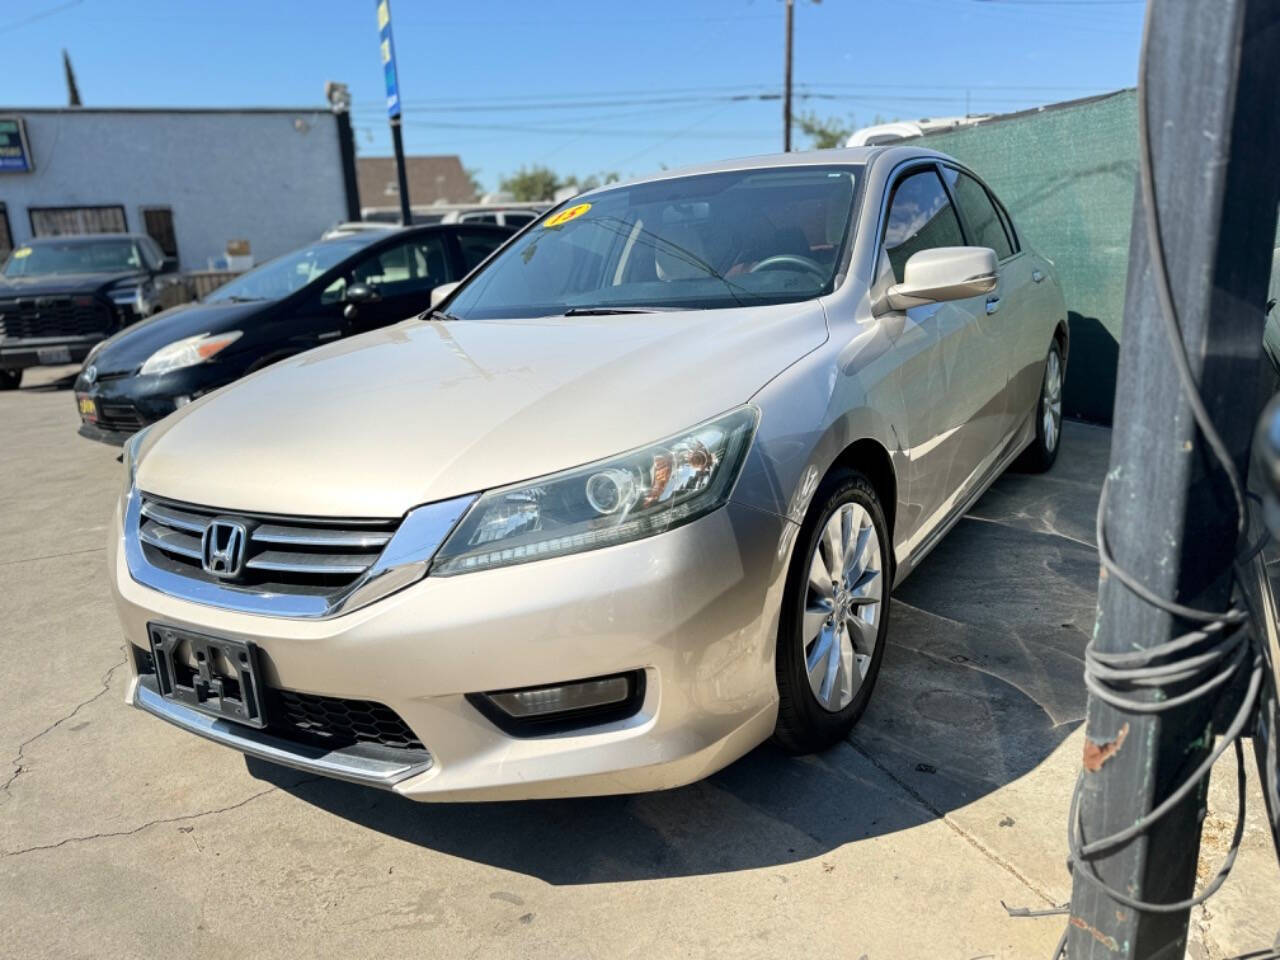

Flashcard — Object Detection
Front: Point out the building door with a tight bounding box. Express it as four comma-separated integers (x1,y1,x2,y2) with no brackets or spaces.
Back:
0,203,12,260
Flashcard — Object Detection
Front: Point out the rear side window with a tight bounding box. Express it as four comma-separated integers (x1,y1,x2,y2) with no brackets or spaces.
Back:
943,168,1013,260
882,168,966,283
457,230,506,272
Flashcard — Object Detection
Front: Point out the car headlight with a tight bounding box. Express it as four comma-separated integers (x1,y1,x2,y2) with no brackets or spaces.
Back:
431,406,759,576
139,331,242,376
122,424,154,494
107,284,140,306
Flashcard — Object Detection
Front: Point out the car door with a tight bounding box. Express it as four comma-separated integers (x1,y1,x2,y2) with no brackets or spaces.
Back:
341,232,454,333
941,165,1028,443
878,164,1003,549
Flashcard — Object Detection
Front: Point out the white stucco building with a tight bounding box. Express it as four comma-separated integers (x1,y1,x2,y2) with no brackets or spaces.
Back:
0,107,360,268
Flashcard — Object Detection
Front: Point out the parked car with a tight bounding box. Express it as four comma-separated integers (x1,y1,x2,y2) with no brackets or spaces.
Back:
74,222,514,444
0,233,181,390
110,147,1067,801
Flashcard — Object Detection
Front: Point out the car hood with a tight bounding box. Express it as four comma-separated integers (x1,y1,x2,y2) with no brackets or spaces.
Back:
87,300,269,375
136,303,828,518
0,270,144,298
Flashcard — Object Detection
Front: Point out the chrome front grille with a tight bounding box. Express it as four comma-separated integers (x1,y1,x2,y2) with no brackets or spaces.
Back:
137,496,400,595
0,295,114,339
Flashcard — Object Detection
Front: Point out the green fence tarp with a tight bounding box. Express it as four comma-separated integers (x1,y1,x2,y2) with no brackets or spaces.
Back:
917,89,1139,423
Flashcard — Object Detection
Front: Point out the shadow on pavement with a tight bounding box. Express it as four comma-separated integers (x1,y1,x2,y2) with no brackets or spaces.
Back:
251,420,1109,884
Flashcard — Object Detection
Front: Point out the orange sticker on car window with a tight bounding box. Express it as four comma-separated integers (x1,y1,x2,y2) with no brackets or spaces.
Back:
542,203,591,229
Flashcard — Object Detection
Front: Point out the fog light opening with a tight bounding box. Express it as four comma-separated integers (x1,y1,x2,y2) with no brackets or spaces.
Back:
470,671,645,735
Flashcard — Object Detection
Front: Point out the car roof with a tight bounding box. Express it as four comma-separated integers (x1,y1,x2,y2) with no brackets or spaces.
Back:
571,145,952,197
25,232,150,245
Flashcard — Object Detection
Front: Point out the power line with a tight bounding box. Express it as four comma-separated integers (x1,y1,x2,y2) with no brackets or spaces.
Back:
0,0,83,35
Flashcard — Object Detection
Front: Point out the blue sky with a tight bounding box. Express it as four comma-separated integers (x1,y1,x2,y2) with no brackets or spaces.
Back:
3,0,1146,192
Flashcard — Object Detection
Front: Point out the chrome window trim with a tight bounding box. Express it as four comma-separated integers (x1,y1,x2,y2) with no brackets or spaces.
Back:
123,486,477,620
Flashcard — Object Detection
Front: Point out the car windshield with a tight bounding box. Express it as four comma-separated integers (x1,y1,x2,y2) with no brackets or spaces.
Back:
205,236,374,303
2,238,142,277
446,165,860,319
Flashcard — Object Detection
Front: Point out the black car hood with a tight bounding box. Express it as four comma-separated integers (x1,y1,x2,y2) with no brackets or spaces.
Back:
86,299,270,376
0,271,145,298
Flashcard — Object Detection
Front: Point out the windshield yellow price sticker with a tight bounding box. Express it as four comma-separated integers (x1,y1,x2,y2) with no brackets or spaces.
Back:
542,203,591,229
12,247,31,258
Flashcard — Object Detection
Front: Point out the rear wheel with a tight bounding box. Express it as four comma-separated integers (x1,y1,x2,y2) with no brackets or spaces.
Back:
0,369,22,391
1017,340,1063,473
774,469,891,753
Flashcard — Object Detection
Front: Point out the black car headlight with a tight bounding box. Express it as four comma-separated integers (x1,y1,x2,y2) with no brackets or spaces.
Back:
431,406,758,576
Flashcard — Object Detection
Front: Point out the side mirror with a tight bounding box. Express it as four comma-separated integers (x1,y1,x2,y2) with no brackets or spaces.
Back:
875,247,998,314
344,282,381,305
159,256,179,273
430,281,459,308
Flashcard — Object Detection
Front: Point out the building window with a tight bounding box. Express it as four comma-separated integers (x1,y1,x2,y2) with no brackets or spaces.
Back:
0,204,12,260
29,204,127,237
141,206,178,262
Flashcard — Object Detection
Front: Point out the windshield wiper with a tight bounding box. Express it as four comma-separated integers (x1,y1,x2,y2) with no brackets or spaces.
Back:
219,295,264,303
426,309,461,322
562,306,675,316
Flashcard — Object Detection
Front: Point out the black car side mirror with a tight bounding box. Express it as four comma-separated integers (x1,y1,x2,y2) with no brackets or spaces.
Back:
345,283,381,304
342,282,381,321
160,256,179,273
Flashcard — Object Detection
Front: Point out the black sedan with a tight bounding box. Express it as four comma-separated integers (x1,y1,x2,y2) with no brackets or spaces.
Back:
0,233,181,390
74,222,513,444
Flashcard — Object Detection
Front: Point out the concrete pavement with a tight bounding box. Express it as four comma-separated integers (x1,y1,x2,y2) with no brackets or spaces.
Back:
1,365,1276,959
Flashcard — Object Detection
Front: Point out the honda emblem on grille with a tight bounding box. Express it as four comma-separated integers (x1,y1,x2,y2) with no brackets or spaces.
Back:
202,518,248,579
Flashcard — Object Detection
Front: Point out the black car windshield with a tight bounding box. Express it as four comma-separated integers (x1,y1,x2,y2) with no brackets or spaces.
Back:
2,238,142,277
205,236,375,303
446,165,859,320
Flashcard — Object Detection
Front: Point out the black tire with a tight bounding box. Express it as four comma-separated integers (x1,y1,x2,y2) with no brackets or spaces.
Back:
773,468,892,754
1016,339,1064,473
0,369,22,391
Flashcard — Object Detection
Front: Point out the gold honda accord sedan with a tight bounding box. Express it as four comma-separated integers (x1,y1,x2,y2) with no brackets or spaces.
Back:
110,146,1067,800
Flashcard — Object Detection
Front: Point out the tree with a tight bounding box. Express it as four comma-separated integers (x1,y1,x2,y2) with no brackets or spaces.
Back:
793,111,855,150
498,167,622,201
464,167,484,201
498,165,562,202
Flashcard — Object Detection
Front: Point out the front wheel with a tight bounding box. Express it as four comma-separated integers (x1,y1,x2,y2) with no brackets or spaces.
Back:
773,469,891,754
1016,340,1063,473
0,369,22,391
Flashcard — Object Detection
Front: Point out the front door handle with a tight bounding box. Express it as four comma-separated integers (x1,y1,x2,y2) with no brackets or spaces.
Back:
1032,269,1045,283
985,296,1001,315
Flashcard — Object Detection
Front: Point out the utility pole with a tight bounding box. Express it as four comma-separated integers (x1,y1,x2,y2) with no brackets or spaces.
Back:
1066,1,1280,957
783,0,794,152
376,0,412,225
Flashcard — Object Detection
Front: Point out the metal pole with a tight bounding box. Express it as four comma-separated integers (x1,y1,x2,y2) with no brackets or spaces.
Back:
390,116,412,226
783,0,793,152
1066,1,1280,957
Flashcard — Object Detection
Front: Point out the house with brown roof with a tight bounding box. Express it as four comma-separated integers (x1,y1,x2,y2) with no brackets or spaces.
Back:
356,155,477,210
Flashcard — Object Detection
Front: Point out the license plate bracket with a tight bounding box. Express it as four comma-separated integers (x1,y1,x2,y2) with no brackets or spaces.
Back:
148,624,267,728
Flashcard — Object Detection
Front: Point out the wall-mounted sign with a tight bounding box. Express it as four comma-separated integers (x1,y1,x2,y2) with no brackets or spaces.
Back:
0,117,33,173
376,0,401,119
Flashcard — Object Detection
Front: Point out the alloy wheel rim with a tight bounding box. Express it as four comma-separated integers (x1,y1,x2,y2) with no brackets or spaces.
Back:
802,502,883,712
1043,349,1063,453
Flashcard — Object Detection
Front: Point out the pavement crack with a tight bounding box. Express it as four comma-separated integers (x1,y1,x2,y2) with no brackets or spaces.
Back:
1,657,127,801
0,545,104,568
845,739,1061,906
1,776,325,859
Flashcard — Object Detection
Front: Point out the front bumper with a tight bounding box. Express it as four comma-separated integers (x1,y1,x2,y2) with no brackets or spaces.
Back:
0,334,102,370
75,366,214,445
110,498,797,801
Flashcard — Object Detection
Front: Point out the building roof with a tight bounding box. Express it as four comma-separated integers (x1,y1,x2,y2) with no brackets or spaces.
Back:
356,155,477,208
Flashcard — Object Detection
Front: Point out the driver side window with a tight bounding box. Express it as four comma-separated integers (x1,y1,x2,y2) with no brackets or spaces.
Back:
882,168,966,284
